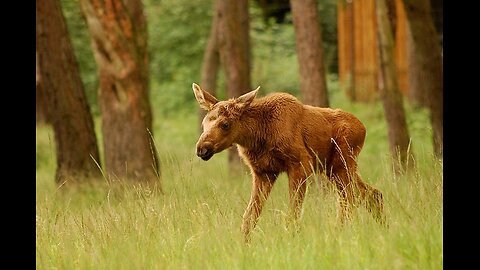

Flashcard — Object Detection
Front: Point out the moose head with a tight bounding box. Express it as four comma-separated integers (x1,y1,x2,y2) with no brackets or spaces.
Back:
192,83,259,161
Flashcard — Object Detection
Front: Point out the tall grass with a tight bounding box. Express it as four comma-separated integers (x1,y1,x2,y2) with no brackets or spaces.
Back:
36,90,442,269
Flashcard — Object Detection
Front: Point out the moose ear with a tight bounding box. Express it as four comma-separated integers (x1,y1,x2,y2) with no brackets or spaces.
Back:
236,86,259,110
192,83,218,111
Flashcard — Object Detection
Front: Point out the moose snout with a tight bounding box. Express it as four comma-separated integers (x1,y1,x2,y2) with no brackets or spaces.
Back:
196,142,215,161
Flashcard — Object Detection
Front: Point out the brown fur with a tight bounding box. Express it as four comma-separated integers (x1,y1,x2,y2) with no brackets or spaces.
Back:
192,83,384,241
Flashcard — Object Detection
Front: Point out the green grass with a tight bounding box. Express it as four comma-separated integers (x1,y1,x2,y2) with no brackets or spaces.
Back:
36,90,442,269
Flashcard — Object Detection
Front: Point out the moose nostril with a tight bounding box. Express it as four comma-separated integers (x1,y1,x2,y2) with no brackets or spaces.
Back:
197,147,208,157
196,143,215,160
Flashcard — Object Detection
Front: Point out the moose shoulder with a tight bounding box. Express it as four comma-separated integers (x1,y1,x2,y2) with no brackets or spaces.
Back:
192,83,384,242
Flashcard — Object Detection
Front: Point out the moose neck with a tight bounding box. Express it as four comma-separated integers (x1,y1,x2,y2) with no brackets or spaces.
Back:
234,105,268,151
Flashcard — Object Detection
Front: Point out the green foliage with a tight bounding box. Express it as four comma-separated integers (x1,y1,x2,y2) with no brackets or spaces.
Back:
144,0,213,116
250,6,300,95
318,0,339,73
145,0,212,84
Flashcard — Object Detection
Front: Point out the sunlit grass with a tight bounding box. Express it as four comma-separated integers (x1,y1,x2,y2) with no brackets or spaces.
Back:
36,92,442,269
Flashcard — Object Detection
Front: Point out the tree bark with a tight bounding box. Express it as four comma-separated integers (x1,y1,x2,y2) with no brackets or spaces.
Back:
337,0,356,101
392,0,427,107
403,0,443,158
80,0,160,185
429,0,443,46
36,52,50,124
290,0,329,107
199,0,221,132
405,19,429,107
218,0,252,173
376,0,414,173
36,0,102,184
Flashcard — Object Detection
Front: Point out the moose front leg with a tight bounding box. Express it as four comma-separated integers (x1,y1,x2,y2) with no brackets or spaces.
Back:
241,172,276,242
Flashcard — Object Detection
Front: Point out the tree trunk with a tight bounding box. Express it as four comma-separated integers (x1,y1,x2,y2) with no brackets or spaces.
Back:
429,0,443,47
290,0,329,107
405,19,429,107
403,0,443,158
392,0,427,107
199,0,221,132
218,0,251,174
337,0,355,101
36,52,50,124
80,0,160,185
36,0,102,184
375,0,414,173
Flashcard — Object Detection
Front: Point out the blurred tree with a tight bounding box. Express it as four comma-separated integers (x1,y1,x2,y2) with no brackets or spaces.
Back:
290,0,329,107
60,0,99,116
199,0,221,132
393,0,413,101
403,0,443,158
337,0,379,102
36,52,50,124
394,0,428,110
36,0,102,184
80,0,161,186
376,0,414,172
430,0,442,46
337,0,355,100
218,0,252,173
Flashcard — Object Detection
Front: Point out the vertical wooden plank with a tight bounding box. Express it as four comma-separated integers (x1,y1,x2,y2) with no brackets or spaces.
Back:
364,0,378,102
338,0,346,83
338,0,355,100
339,0,390,102
353,0,364,100
394,0,409,96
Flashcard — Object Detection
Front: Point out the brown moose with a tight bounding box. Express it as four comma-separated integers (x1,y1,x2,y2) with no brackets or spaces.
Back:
192,83,384,241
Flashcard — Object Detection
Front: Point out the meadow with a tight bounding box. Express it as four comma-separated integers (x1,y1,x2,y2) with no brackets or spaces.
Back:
36,87,443,269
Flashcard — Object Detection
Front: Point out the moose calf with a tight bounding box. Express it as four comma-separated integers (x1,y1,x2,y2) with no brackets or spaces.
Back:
192,83,384,241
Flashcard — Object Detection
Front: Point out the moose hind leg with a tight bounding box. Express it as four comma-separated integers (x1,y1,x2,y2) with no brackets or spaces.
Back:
355,175,385,224
332,170,356,223
331,158,385,224
329,136,361,223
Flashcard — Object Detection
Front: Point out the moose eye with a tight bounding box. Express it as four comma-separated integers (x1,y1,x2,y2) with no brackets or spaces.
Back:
220,122,230,131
